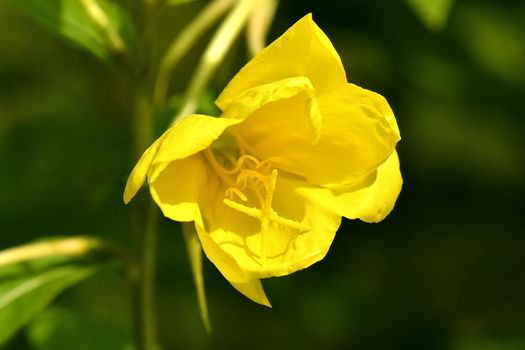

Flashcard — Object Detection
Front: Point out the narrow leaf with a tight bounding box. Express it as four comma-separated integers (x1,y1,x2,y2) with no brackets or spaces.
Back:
0,236,113,269
182,222,211,333
0,263,109,345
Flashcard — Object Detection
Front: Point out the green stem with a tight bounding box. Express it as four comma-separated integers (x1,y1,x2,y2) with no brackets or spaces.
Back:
141,200,159,349
130,2,162,349
131,87,159,350
131,95,160,350
132,77,160,350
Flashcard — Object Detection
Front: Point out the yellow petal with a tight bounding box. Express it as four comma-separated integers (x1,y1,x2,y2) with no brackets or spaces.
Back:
229,278,271,307
193,212,252,284
149,114,241,181
150,153,214,222
202,173,341,279
235,83,400,187
193,212,271,306
216,13,346,110
298,150,402,223
195,211,272,305
224,76,322,143
123,132,166,204
124,114,239,204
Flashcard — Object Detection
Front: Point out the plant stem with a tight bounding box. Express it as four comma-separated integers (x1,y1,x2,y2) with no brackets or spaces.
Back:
130,1,162,349
140,200,159,349
131,88,160,350
131,92,160,350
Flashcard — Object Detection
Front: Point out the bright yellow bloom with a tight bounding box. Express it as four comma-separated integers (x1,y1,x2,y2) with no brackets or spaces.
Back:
124,14,401,306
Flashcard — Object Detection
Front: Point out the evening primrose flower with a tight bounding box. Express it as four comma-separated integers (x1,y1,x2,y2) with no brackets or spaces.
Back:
124,14,401,306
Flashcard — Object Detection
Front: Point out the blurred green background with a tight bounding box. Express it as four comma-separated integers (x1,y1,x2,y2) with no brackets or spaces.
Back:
1,0,524,349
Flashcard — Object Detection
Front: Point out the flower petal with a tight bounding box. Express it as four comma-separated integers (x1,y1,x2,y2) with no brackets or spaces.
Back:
297,150,402,223
149,114,241,181
195,213,272,304
123,133,166,204
216,13,346,110
196,214,272,306
229,279,271,307
149,153,213,222
202,173,341,279
223,76,322,143
193,212,252,283
124,114,239,204
234,83,400,187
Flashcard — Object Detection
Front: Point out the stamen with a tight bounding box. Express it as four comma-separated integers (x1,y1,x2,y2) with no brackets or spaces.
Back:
203,149,236,186
208,146,310,266
225,187,247,202
223,155,260,175
223,198,262,219
237,169,267,187
269,212,310,231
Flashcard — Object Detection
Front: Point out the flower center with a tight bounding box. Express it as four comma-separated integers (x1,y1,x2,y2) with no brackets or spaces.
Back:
204,140,309,265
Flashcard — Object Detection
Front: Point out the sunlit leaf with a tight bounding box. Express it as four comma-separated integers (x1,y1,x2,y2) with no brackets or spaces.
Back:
405,0,454,30
0,262,115,345
9,0,133,62
27,306,132,350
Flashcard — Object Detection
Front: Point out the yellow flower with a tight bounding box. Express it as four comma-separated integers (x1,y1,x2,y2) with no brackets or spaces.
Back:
124,14,401,306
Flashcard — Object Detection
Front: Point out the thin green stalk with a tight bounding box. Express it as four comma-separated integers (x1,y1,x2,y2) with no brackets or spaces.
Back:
131,73,160,350
129,2,162,349
141,200,159,349
171,0,257,124
131,83,159,349
153,0,235,108
130,86,160,350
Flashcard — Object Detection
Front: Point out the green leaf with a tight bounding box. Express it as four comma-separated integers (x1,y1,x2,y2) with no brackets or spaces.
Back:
404,0,455,30
28,306,132,350
9,0,133,62
166,0,199,6
0,263,109,345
